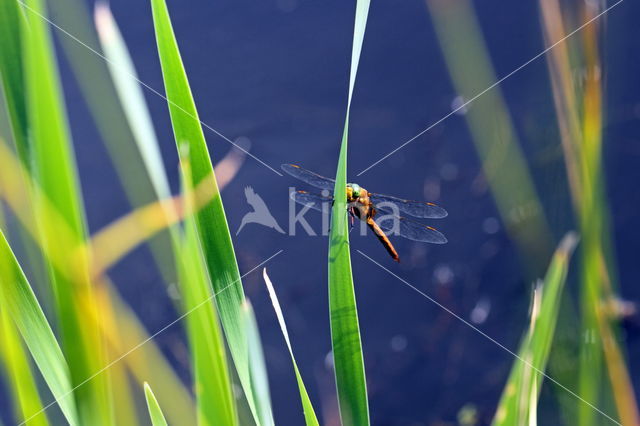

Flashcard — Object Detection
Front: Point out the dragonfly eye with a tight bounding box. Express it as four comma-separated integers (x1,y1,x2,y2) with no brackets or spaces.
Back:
350,183,361,198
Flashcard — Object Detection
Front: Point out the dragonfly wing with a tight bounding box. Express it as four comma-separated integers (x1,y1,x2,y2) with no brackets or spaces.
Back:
291,190,333,213
281,164,335,191
376,214,447,244
370,193,447,219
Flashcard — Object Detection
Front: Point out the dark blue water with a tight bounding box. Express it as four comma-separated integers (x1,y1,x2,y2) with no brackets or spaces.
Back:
3,0,640,424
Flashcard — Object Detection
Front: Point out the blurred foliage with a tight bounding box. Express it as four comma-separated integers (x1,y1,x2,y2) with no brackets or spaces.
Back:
493,233,577,425
427,0,553,276
0,0,635,425
539,1,639,424
428,0,637,424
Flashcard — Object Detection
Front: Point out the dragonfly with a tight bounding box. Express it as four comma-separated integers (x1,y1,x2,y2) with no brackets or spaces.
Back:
282,164,447,262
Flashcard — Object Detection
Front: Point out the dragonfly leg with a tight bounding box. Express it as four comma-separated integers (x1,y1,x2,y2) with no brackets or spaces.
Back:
349,207,355,228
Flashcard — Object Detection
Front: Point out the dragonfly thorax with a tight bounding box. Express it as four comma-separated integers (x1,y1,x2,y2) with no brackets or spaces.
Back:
346,184,374,223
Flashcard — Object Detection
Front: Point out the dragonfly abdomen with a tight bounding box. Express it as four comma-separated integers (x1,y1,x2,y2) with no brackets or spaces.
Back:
366,217,400,262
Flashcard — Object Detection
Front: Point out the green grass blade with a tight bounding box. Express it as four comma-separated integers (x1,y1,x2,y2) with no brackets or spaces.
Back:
94,2,171,202
328,2,370,425
243,301,275,426
22,0,83,227
0,297,50,426
47,0,164,211
95,0,183,335
263,269,320,426
0,6,51,319
0,230,78,426
47,0,177,284
150,0,264,423
0,219,49,426
493,232,578,425
144,383,168,426
0,0,28,161
178,159,238,426
21,0,112,422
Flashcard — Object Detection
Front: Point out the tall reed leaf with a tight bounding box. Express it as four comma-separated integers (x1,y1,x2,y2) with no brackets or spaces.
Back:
0,0,28,160
0,230,78,425
94,2,171,203
493,233,578,425
144,383,168,426
0,2,49,309
328,1,371,425
150,0,263,422
50,0,165,215
263,269,320,426
91,0,178,283
21,0,113,422
178,159,237,426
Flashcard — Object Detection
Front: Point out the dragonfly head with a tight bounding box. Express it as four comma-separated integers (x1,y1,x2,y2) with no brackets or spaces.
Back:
347,183,361,199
